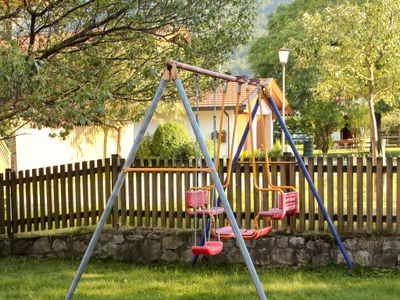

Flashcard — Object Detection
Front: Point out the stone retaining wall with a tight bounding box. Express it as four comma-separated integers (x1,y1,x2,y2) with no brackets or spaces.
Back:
1,228,399,268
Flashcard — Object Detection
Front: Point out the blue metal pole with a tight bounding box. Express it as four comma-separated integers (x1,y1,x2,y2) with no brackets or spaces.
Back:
176,79,267,300
192,95,260,265
65,79,169,300
267,95,353,269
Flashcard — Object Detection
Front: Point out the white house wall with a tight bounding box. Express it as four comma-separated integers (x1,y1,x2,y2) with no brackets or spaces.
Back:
183,103,274,158
243,98,274,151
183,110,233,158
15,122,145,171
15,101,274,170
259,100,274,150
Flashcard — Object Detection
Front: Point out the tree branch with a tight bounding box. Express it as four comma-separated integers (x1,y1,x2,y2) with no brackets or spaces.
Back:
34,0,96,34
37,6,131,59
0,7,22,21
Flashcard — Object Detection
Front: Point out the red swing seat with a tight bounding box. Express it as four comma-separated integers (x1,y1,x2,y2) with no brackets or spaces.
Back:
212,225,272,240
191,241,224,256
186,190,224,216
258,191,299,220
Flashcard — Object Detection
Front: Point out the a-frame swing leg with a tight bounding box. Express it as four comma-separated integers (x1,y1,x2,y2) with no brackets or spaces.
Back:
175,78,268,300
267,95,353,269
65,77,169,300
65,66,267,300
192,92,260,265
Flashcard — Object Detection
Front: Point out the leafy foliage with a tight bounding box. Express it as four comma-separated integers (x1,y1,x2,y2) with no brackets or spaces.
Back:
382,109,400,136
240,141,282,160
151,122,191,158
344,101,370,150
136,134,153,159
248,0,338,151
0,1,256,139
249,0,400,159
294,0,400,159
222,0,293,76
303,100,345,153
248,0,331,107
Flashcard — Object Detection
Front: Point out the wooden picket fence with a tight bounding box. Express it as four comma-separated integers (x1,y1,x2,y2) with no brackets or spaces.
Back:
0,155,399,236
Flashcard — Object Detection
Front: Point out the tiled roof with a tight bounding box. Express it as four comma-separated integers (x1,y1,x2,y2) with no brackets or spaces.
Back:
190,78,293,115
192,80,268,108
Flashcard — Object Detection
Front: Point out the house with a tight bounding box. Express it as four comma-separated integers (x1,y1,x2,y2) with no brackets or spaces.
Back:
185,78,293,157
15,78,292,171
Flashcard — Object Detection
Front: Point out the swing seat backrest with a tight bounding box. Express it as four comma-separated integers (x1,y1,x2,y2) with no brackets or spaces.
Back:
186,190,209,209
280,191,298,216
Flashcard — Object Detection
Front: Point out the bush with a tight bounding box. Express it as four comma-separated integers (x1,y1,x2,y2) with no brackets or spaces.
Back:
151,122,191,158
240,141,282,160
205,139,216,157
136,134,153,158
181,140,196,158
268,141,282,159
382,109,400,136
187,139,216,159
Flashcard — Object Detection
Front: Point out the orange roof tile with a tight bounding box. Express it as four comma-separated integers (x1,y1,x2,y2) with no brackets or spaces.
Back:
191,78,293,115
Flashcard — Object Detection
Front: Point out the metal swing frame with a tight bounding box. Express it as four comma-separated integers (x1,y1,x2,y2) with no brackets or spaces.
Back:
65,61,268,300
65,60,353,300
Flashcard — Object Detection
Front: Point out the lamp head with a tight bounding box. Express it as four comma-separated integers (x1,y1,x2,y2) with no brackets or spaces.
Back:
278,47,290,65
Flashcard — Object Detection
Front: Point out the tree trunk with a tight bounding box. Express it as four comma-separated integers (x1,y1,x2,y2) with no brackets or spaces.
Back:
368,66,378,164
375,112,382,153
116,127,122,155
102,126,108,160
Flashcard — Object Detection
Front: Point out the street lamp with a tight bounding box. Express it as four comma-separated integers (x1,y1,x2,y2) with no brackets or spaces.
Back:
278,47,290,154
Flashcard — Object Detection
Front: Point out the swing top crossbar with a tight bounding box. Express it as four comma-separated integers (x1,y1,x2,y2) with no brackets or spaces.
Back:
166,60,271,91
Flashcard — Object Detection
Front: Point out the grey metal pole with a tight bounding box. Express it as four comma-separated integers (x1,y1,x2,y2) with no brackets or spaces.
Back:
175,79,267,300
281,64,286,153
65,79,168,300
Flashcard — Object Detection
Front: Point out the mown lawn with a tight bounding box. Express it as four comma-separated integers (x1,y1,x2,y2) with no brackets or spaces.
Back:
0,256,399,300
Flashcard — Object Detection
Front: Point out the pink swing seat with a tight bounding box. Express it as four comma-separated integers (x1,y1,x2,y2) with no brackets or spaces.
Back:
258,191,299,220
186,190,224,216
213,225,272,240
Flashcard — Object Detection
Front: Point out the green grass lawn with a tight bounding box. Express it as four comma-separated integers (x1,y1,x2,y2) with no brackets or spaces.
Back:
300,145,400,157
1,256,399,300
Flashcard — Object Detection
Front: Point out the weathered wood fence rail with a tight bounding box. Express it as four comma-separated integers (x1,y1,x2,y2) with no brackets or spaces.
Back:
1,155,399,237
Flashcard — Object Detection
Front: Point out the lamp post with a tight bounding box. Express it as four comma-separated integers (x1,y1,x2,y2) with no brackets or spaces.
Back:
278,47,290,154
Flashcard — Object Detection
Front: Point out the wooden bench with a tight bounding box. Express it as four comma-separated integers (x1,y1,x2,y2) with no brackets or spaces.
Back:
333,139,353,149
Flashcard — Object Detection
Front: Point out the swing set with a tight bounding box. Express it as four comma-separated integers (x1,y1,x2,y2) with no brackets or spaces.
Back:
187,75,299,256
65,60,353,300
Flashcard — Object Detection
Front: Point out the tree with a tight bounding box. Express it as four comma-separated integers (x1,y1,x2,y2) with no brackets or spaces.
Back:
222,0,293,76
295,0,400,163
0,1,255,139
248,0,337,151
301,100,344,153
248,0,331,107
344,100,370,150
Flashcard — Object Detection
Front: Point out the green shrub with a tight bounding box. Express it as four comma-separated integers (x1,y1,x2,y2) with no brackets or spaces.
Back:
182,140,196,158
151,122,191,158
241,150,252,160
188,139,216,159
268,141,282,159
205,139,216,157
136,134,153,158
382,108,400,136
240,142,282,160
